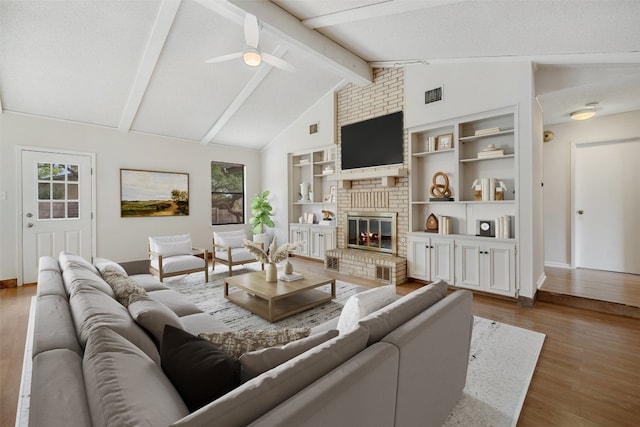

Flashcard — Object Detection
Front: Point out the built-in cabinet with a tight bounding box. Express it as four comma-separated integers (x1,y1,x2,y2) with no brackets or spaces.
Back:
407,107,519,297
289,223,336,261
455,240,516,297
407,235,454,283
288,145,337,261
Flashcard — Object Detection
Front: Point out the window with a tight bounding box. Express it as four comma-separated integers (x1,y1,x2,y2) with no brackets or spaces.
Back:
37,163,79,220
211,161,244,225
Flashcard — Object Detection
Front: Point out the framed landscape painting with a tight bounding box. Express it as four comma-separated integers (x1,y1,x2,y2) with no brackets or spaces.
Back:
120,169,189,217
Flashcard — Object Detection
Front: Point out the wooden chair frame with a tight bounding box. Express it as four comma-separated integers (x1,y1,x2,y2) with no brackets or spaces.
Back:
148,245,209,282
212,237,263,276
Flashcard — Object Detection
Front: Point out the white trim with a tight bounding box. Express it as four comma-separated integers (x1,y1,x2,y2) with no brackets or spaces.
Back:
544,261,572,269
16,146,97,285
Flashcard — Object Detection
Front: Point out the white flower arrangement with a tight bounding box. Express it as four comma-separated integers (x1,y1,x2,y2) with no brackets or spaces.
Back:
243,237,304,264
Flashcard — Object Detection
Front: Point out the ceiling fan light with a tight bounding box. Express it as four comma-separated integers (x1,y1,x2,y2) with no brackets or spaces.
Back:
570,102,598,121
243,49,262,67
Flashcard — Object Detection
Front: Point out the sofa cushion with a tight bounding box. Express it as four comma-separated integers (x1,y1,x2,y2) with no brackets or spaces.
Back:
171,325,369,427
213,230,246,251
336,285,397,335
33,295,83,357
63,267,115,298
93,257,128,276
239,329,339,383
358,280,448,346
38,255,61,272
161,325,241,412
128,294,184,344
69,287,160,364
100,266,147,307
83,326,188,427
198,329,311,360
129,273,169,292
148,289,202,316
30,349,92,427
37,264,67,298
149,234,192,258
59,251,100,276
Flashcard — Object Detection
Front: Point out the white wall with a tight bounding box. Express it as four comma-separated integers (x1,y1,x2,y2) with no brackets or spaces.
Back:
543,110,640,267
404,62,541,300
260,92,337,246
0,113,261,281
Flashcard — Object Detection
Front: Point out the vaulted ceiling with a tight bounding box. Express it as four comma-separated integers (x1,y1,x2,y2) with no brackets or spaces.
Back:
1,0,639,150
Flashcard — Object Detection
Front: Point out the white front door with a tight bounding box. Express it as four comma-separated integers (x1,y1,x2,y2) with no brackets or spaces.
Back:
20,149,95,283
574,139,640,274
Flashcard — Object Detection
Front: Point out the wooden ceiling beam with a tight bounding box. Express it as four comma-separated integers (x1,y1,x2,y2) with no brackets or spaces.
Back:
118,0,181,132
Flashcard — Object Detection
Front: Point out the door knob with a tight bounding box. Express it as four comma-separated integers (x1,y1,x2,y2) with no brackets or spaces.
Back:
26,223,34,228
26,213,33,218
577,210,584,215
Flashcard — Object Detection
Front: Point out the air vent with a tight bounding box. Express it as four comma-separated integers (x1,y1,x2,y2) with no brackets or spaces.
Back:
326,256,339,271
425,86,443,104
376,265,391,283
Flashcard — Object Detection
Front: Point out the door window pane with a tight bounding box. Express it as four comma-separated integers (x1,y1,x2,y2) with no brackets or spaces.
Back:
37,162,80,220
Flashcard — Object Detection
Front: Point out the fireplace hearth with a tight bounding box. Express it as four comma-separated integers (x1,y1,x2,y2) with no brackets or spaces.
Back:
346,212,397,255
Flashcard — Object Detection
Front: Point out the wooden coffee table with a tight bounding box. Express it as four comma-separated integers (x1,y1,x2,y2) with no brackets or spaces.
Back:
223,269,336,322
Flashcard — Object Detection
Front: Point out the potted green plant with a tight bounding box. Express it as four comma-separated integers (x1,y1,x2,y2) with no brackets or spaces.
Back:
249,190,275,248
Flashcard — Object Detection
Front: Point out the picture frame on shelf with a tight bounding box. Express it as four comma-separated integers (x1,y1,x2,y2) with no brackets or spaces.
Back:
330,185,336,203
436,133,453,150
306,212,315,224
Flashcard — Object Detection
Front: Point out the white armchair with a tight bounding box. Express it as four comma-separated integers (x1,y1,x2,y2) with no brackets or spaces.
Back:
212,229,263,276
148,234,208,282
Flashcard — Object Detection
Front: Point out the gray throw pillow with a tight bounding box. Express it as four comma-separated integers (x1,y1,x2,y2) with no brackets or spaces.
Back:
128,294,184,344
198,329,311,360
239,329,339,382
101,266,147,307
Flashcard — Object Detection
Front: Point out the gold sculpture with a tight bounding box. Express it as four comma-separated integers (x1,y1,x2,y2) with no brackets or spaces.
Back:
430,172,452,199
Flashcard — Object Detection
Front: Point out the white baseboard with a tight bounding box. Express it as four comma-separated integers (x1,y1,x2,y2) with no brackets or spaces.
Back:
544,261,573,269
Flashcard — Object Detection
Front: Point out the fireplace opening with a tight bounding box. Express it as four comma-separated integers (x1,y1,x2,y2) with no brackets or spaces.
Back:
346,212,397,255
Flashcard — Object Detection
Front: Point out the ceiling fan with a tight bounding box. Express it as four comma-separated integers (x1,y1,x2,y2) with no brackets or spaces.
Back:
205,14,295,72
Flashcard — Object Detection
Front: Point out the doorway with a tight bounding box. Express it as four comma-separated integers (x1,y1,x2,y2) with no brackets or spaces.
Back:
19,147,96,284
572,138,640,275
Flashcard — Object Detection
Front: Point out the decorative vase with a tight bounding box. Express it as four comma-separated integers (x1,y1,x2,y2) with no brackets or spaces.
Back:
300,182,309,201
283,259,293,275
265,262,277,282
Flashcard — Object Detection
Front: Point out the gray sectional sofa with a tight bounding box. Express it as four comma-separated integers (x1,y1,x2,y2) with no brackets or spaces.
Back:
21,252,473,427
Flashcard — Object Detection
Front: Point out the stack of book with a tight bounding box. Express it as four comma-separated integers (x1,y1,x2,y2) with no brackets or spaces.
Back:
477,143,504,159
278,272,304,282
495,215,512,239
438,216,452,235
474,127,500,136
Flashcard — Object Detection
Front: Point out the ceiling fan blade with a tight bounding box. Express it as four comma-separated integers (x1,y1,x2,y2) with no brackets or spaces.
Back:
244,14,259,48
204,52,243,64
262,53,296,72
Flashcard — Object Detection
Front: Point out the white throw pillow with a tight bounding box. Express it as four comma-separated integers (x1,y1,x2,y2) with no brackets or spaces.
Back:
149,234,192,258
213,230,246,251
336,285,397,335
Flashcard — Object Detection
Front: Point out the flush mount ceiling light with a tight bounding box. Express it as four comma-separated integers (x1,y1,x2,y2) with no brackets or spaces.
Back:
570,102,598,121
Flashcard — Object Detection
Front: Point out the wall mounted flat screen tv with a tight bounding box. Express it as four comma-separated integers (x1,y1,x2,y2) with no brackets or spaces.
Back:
341,111,404,170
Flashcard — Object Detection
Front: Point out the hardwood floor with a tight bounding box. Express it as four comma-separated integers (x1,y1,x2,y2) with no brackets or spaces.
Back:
1,260,639,426
540,267,640,318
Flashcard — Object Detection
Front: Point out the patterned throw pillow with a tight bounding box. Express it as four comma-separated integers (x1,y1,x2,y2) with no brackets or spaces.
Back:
101,266,147,307
198,329,311,360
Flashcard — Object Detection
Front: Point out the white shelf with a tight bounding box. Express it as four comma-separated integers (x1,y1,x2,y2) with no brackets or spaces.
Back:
460,154,515,163
412,148,455,157
459,129,514,142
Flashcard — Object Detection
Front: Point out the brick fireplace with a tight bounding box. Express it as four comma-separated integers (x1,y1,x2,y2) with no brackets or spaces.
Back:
325,68,408,285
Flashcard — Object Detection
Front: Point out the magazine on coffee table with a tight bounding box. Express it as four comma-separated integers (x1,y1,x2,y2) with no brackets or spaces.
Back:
278,272,304,282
